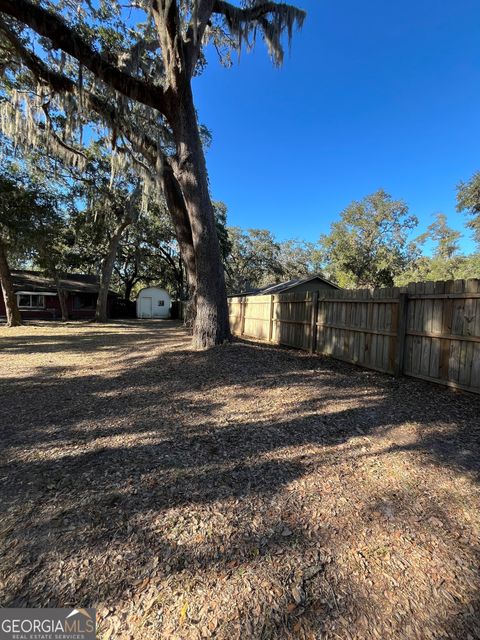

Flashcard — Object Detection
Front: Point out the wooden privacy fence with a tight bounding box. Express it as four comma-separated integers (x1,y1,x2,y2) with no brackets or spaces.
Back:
228,278,480,395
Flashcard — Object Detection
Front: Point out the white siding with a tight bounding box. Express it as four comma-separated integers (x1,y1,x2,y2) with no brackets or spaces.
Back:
136,287,171,318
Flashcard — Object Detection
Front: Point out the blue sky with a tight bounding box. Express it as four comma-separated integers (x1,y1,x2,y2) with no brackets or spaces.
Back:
193,0,480,253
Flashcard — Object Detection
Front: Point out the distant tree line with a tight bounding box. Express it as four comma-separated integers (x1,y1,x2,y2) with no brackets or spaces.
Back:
223,181,480,293
321,183,480,288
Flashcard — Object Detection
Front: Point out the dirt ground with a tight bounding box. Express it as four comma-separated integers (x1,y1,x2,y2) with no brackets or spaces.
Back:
1,321,479,640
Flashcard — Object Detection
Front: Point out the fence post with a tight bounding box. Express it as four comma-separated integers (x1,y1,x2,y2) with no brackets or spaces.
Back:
394,293,408,376
268,295,274,342
240,297,246,336
310,291,319,353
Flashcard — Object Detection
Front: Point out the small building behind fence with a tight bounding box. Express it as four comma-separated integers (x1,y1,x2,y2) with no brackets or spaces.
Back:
232,274,339,297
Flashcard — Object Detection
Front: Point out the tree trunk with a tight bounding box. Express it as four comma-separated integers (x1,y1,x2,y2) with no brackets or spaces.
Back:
53,272,69,321
157,162,198,324
124,279,134,303
94,221,130,322
0,237,21,327
167,86,230,348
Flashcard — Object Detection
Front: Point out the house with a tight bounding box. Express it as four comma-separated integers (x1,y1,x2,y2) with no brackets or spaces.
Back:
0,270,116,321
136,286,171,319
232,274,340,297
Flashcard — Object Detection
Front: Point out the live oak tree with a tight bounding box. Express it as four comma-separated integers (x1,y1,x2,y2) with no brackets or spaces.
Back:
0,175,23,326
319,190,418,288
277,238,322,280
395,213,478,284
0,139,74,322
93,189,141,323
0,41,164,324
0,0,305,347
224,227,282,293
113,200,229,302
223,229,322,293
0,119,146,322
113,204,180,303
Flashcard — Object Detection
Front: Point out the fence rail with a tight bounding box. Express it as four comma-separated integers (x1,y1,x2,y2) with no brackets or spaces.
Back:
227,278,480,395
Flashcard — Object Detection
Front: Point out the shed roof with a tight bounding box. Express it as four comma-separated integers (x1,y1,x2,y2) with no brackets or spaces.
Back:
137,285,171,295
11,270,115,295
231,274,340,297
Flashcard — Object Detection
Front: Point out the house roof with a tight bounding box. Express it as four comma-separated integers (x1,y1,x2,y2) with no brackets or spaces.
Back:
11,270,114,295
231,274,340,297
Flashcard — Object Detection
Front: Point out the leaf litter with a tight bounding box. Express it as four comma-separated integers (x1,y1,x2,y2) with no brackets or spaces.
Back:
0,320,479,639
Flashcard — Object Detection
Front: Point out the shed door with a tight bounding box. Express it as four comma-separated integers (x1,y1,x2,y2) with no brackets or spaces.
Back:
140,296,153,318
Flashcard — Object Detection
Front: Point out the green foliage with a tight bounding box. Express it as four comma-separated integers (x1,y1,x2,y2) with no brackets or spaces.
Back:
395,213,479,285
454,253,480,279
416,213,461,261
277,239,322,280
0,163,65,268
223,228,322,293
457,171,480,247
213,201,231,262
319,190,418,288
224,227,282,293
395,253,480,285
112,200,184,300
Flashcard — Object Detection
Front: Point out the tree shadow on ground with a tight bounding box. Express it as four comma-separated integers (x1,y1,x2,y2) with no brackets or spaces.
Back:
0,320,185,355
1,323,479,638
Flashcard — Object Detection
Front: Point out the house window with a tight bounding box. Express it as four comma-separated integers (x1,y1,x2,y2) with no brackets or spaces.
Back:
74,293,96,309
158,300,165,307
17,294,45,309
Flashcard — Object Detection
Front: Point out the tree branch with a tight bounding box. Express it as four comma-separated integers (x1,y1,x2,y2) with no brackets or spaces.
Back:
1,18,197,291
211,0,305,65
0,22,160,167
157,243,179,271
150,0,186,90
184,0,216,78
212,0,305,24
0,0,168,113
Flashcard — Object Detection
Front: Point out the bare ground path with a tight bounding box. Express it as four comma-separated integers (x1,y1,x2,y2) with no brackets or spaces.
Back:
0,321,479,640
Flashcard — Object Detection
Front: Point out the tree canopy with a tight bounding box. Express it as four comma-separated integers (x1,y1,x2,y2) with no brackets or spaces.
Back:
223,229,322,293
319,190,418,289
395,213,478,285
457,171,480,248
